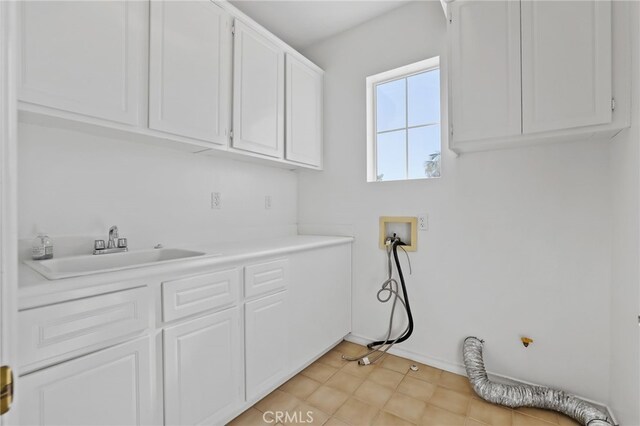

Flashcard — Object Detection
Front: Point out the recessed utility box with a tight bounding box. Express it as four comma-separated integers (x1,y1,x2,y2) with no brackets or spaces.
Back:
379,216,417,251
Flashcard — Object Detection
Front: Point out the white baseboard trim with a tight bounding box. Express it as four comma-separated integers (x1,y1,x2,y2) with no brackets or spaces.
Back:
344,333,616,424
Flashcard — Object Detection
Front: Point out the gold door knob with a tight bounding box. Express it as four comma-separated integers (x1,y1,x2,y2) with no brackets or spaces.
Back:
0,366,13,415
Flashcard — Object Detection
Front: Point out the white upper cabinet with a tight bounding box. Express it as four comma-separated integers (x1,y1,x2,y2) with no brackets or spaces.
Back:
285,54,323,167
449,0,522,144
521,0,612,134
448,0,622,153
232,20,285,158
149,0,232,145
18,1,147,125
16,2,324,168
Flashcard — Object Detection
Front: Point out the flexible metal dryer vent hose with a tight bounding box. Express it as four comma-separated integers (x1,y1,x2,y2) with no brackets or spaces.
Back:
463,337,613,426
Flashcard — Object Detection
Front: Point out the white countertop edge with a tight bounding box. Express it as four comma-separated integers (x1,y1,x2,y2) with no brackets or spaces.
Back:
18,235,354,310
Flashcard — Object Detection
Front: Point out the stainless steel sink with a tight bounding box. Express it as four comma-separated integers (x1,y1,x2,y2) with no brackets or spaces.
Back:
25,248,216,280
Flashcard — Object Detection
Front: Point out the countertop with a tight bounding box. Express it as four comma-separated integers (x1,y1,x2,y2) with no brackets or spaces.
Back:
19,235,354,310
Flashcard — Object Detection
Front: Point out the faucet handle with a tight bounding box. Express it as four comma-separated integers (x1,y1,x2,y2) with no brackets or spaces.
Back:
94,240,106,250
117,238,128,249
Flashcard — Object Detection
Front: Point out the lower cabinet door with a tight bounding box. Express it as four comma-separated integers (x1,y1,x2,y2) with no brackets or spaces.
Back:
18,337,153,426
163,307,242,425
245,291,289,400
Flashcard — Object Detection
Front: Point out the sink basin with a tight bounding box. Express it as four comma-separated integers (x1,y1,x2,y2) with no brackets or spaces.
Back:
25,248,216,280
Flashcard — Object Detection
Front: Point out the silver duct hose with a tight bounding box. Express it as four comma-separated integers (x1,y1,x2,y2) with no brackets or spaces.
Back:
463,337,614,426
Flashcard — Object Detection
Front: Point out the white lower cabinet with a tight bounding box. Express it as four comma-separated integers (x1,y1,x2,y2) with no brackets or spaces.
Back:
163,307,242,425
18,337,154,426
245,291,289,401
17,242,353,425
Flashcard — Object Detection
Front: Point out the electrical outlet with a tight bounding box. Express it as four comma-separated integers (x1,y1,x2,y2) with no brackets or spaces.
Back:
211,192,222,209
265,195,272,210
418,214,428,231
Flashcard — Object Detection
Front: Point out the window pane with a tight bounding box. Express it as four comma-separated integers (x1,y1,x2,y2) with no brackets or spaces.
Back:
376,79,406,132
408,125,440,179
376,130,406,181
408,69,440,127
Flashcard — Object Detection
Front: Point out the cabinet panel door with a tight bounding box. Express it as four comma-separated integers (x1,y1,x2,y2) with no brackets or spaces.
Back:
17,1,147,125
287,245,351,369
18,337,153,426
285,54,323,167
163,307,242,425
232,20,285,158
449,0,521,144
149,0,232,144
522,0,612,133
245,291,288,400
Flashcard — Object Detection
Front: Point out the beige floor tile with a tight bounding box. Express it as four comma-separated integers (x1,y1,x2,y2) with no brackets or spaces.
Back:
557,415,580,426
288,402,330,426
397,376,437,402
368,367,405,389
229,407,271,426
467,399,512,426
466,419,489,426
407,363,443,384
421,404,466,426
280,375,322,400
341,360,378,378
438,372,474,395
380,354,414,374
353,379,394,408
255,390,301,416
334,397,379,425
306,386,350,415
318,350,349,369
373,410,417,426
428,387,471,416
302,363,339,383
515,408,558,424
335,341,367,357
384,393,427,424
323,418,350,426
513,413,556,426
326,371,365,394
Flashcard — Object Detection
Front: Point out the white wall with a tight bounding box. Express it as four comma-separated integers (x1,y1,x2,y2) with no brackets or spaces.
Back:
608,2,640,424
18,122,298,255
299,1,613,403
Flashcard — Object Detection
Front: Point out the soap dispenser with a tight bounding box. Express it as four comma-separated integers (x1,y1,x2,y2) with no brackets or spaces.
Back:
31,233,53,260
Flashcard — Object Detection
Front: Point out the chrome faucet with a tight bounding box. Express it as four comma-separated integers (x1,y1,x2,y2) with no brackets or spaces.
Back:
108,225,119,249
94,225,128,255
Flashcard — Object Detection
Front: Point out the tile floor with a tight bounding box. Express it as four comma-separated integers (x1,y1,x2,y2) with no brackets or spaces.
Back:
229,341,581,426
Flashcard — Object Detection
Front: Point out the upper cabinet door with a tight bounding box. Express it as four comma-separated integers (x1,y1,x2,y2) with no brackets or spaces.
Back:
285,54,323,168
17,1,147,125
449,0,521,144
521,0,612,134
149,1,232,145
232,20,285,158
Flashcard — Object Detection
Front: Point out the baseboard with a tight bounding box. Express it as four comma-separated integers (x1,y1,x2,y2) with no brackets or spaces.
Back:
345,333,616,423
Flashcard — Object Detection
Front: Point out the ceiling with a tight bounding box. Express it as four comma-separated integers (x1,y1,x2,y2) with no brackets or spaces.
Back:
229,0,412,51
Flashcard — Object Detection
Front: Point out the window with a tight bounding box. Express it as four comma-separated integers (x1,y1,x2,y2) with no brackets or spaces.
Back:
366,57,441,182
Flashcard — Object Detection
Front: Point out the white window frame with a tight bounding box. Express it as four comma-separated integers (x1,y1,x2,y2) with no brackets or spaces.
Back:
366,56,441,182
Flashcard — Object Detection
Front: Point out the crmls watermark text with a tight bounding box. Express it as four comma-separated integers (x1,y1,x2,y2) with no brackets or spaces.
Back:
263,410,314,424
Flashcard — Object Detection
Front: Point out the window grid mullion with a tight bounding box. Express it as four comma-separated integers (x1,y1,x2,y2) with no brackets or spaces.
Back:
377,122,440,136
404,77,409,180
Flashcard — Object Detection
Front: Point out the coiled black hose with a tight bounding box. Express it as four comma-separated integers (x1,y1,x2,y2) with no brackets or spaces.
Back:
367,238,414,348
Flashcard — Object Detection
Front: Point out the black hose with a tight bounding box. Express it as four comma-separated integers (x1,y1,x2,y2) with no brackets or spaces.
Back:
367,240,414,348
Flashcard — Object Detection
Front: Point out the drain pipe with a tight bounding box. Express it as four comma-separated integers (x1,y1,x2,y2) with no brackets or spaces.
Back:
463,337,613,426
